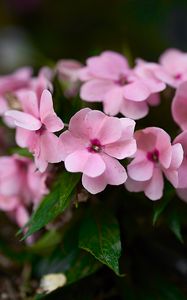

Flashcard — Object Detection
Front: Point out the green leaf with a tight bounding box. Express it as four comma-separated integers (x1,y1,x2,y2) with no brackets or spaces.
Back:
29,230,61,254
79,207,122,275
153,183,174,225
9,147,33,158
167,211,183,243
22,171,81,239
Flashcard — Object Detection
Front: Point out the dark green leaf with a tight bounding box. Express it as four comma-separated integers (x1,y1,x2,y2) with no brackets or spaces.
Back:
167,211,183,243
22,171,81,239
79,207,122,275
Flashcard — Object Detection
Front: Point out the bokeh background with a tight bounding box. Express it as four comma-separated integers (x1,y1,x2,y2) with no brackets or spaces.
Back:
1,0,187,73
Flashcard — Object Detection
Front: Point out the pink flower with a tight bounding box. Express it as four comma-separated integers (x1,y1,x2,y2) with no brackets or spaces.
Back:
173,131,187,202
125,127,183,200
79,51,165,119
156,49,187,88
59,108,137,194
0,155,48,228
172,82,187,130
56,59,83,97
5,89,64,172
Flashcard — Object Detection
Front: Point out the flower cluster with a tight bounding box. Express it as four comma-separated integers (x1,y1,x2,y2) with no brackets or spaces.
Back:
1,48,187,231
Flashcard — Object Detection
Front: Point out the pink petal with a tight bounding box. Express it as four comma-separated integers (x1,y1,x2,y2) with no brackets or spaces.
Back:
103,87,124,116
87,51,129,80
164,169,178,188
125,177,147,193
172,82,187,130
20,91,39,118
82,174,107,194
59,130,85,160
0,196,19,211
69,108,91,138
145,168,164,200
177,188,187,202
147,93,160,106
80,79,115,102
40,131,64,164
16,127,35,148
40,89,55,121
104,139,137,159
102,155,127,185
93,113,122,145
5,110,42,130
169,143,183,169
123,81,150,101
120,99,149,119
15,205,29,228
128,158,154,181
65,150,106,178
42,114,64,132
177,159,187,188
120,118,136,140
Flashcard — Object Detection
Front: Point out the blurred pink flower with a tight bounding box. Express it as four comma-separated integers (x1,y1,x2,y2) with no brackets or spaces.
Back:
125,127,183,200
56,59,83,97
60,108,137,194
173,131,187,202
172,82,187,130
5,89,64,172
0,154,48,228
79,51,165,119
156,49,187,88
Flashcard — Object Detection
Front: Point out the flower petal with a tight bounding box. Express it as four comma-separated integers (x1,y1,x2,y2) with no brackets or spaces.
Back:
145,168,164,200
5,110,42,130
82,174,107,194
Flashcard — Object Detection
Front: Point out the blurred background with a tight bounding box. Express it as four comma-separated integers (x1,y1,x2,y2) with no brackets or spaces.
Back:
1,0,187,73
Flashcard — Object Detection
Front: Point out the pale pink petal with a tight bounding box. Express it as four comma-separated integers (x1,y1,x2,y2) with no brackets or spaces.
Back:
159,48,187,73
104,139,137,159
169,143,183,169
172,82,187,130
40,131,65,164
147,93,160,106
69,108,91,138
80,79,115,102
87,51,129,80
98,117,122,144
128,158,154,181
16,127,34,148
42,114,64,132
103,87,124,115
120,118,136,140
59,130,85,160
125,177,147,193
177,159,187,188
164,169,178,188
5,110,42,130
102,155,127,184
82,174,107,194
15,205,29,228
20,91,39,118
123,81,150,101
120,99,149,119
40,89,55,121
65,150,106,178
0,196,19,211
174,131,187,155
145,168,164,200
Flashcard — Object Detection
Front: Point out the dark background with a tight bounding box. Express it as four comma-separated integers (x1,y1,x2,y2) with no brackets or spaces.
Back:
0,0,187,73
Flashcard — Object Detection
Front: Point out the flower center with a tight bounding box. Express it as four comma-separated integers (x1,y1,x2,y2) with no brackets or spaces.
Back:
87,139,102,153
116,73,128,86
147,149,159,163
36,124,46,135
174,73,182,80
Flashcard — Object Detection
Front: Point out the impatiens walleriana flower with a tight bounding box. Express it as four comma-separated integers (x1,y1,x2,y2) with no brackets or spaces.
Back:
60,108,137,194
79,51,165,119
5,89,64,172
56,59,83,97
125,127,183,200
156,49,187,88
172,82,187,131
173,131,187,202
0,155,48,228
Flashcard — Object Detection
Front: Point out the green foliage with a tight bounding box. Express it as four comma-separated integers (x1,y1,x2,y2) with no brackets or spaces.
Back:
79,206,122,275
22,171,81,240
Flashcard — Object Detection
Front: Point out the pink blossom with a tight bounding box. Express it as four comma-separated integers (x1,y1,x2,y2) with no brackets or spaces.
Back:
0,155,48,228
125,127,183,200
172,82,187,130
156,49,187,88
56,59,83,97
79,51,165,119
59,108,137,194
173,131,187,202
5,89,64,172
